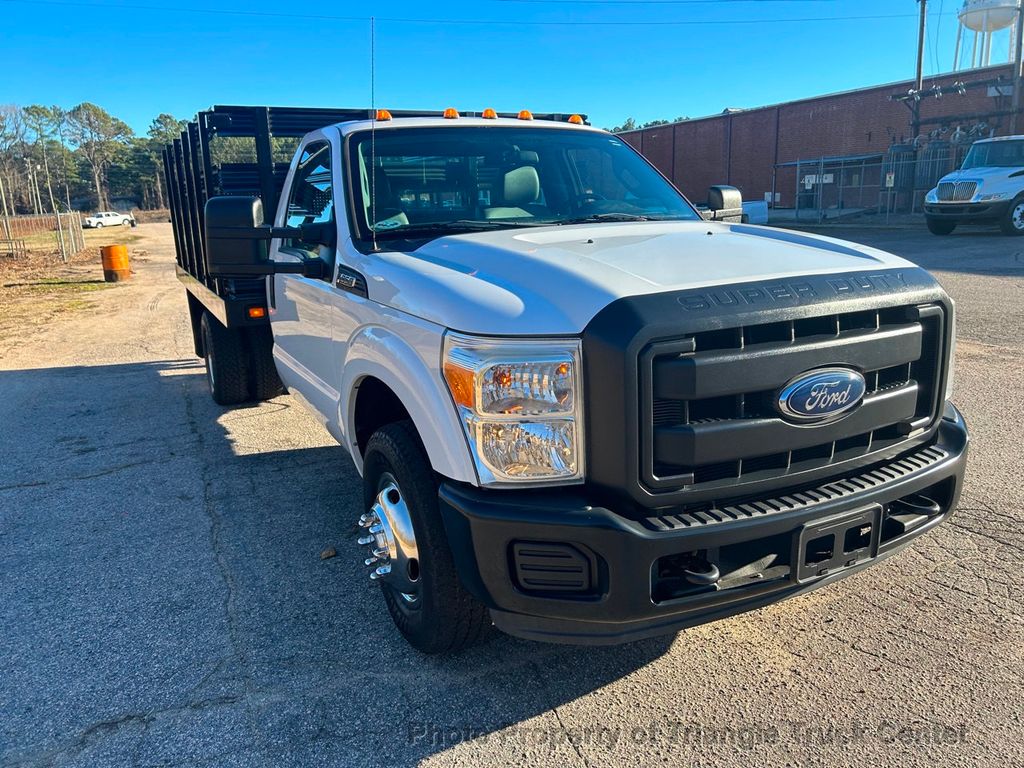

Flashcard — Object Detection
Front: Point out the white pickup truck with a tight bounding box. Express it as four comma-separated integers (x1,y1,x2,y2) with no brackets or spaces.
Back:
166,106,968,653
925,135,1024,235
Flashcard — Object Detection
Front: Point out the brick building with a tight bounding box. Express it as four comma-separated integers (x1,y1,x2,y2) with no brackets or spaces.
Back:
620,64,1019,209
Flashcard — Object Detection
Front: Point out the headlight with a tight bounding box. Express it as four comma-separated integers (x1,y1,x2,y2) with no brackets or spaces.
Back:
925,189,938,203
977,192,1006,201
442,333,583,485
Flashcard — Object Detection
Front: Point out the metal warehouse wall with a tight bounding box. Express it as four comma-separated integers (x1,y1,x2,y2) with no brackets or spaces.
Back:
621,64,1017,207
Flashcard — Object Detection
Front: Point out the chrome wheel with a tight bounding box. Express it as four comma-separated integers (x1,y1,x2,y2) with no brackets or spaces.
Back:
357,472,420,604
1013,202,1024,231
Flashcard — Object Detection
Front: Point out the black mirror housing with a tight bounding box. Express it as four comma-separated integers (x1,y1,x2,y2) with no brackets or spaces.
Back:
204,195,336,277
705,185,744,223
205,196,273,276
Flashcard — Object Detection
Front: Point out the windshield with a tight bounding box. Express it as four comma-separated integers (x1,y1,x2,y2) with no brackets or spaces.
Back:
347,126,699,242
962,140,1024,169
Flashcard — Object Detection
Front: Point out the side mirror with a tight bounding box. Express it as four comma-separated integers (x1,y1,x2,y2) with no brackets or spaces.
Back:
205,196,271,276
701,185,744,223
204,196,335,277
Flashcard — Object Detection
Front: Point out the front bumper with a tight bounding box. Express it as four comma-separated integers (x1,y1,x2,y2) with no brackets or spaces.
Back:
439,405,968,645
924,200,1010,222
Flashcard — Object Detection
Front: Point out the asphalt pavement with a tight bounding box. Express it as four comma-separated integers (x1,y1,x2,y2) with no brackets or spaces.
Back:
0,223,1021,767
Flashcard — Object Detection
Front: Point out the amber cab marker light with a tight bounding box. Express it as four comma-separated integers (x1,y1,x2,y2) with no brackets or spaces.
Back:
482,108,498,119
247,306,266,319
443,107,460,119
375,109,392,121
518,110,534,120
568,114,584,125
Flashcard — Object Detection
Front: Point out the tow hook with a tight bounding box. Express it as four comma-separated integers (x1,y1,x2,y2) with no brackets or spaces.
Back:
682,559,721,587
885,494,941,537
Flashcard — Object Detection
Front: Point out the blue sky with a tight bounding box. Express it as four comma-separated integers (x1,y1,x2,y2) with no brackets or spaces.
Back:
0,0,1002,134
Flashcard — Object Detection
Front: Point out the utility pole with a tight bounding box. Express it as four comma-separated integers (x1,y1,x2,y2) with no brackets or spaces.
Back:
914,0,928,137
1012,0,1024,133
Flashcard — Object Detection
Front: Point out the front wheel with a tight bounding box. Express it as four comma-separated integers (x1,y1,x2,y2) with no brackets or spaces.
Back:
926,217,956,236
94,222,104,228
359,421,491,654
999,197,1024,235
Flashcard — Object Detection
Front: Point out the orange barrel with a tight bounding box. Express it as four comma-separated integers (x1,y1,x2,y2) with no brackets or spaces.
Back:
101,244,130,282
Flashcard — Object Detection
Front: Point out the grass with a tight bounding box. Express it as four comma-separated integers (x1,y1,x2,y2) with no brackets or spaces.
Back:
19,226,141,253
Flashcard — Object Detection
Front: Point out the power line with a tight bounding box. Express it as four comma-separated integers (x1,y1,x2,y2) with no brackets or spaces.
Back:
0,0,946,26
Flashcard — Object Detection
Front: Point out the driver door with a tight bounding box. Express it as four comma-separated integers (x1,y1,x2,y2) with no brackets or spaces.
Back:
269,138,340,422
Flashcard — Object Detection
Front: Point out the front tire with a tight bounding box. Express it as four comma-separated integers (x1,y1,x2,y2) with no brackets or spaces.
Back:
95,222,103,228
926,217,956,235
200,312,249,405
999,197,1024,235
361,421,491,653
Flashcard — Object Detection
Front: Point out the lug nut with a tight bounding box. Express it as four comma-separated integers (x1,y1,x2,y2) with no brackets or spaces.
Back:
364,556,379,566
357,535,375,546
375,564,392,577
372,547,388,559
369,524,384,535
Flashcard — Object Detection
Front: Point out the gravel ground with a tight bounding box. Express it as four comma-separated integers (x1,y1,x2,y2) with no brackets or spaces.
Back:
0,222,1021,767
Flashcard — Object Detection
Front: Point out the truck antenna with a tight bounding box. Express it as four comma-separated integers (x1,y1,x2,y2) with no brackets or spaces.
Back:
370,16,379,253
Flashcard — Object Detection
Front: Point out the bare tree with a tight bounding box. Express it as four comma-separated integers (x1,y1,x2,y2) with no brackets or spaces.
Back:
67,102,133,210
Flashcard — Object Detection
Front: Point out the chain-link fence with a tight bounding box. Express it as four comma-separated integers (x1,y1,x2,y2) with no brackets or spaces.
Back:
0,212,85,261
773,141,974,223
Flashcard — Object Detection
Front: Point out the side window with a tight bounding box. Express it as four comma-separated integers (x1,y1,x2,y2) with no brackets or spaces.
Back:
282,141,334,255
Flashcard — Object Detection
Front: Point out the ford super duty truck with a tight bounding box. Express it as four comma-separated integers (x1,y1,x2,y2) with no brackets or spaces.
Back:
164,105,968,653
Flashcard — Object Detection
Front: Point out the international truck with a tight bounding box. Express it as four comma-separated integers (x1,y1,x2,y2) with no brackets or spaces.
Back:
925,134,1024,235
165,105,968,653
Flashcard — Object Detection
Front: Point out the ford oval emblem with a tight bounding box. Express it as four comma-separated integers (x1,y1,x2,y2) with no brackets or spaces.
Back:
776,368,866,423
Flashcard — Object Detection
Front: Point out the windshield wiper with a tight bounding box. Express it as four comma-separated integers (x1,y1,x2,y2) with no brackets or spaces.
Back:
372,219,545,237
552,213,652,225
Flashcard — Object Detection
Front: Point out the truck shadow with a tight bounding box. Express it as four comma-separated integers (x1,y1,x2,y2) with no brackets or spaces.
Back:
0,358,674,766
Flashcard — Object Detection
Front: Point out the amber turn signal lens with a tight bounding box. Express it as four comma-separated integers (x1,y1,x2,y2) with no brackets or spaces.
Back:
443,361,475,409
517,110,533,120
443,107,460,119
482,108,498,119
375,109,392,121
247,306,266,319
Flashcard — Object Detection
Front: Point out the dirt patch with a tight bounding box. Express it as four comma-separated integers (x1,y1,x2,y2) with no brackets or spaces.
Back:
0,242,149,359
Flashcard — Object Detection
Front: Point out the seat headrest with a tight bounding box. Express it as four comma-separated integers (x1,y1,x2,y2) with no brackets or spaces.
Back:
503,166,540,207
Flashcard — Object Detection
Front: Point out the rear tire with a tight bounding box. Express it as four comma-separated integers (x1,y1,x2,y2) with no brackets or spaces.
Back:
926,217,956,236
245,326,284,401
200,312,249,405
999,197,1024,235
362,421,492,654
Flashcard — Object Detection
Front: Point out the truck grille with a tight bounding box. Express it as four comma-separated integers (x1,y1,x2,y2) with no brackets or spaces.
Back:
640,304,946,496
936,181,977,202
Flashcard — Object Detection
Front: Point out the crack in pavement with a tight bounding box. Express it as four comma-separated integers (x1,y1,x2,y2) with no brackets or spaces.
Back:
0,457,177,493
3,695,243,768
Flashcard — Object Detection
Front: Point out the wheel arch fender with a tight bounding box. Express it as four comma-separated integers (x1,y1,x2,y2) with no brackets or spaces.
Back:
342,324,477,484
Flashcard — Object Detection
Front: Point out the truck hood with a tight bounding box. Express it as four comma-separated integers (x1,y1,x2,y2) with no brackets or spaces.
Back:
364,221,916,335
938,165,1022,184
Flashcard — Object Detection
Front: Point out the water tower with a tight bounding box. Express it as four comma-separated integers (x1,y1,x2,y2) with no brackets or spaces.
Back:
953,0,1021,70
